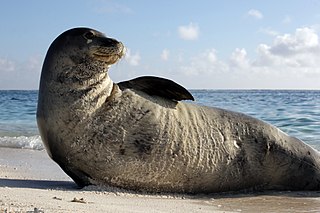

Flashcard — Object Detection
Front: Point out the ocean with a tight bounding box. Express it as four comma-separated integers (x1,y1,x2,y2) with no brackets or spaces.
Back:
0,90,319,151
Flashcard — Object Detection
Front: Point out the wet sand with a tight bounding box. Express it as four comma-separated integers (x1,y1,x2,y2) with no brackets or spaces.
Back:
1,147,320,212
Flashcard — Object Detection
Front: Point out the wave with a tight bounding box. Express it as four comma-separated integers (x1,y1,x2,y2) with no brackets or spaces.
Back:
0,135,44,150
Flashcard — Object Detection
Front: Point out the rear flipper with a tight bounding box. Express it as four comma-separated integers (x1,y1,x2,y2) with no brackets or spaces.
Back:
265,136,320,190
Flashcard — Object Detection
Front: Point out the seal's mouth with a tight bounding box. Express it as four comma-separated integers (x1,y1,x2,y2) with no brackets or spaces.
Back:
91,42,126,65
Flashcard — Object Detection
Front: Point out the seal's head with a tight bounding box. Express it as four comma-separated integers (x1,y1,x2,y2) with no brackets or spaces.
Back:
40,27,125,87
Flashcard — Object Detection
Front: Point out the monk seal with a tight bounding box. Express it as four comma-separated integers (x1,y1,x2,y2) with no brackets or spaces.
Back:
37,27,320,193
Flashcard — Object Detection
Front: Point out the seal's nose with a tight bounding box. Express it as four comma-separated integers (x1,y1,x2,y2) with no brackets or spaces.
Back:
103,37,120,47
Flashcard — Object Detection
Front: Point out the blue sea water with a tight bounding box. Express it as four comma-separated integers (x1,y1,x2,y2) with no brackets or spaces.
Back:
0,90,319,150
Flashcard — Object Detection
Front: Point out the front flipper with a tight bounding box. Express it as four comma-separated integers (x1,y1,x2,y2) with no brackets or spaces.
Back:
118,76,194,101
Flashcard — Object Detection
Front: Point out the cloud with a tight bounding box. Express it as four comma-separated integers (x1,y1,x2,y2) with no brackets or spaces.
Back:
259,28,279,36
0,55,42,89
274,27,318,53
125,48,141,66
178,23,199,40
230,48,249,68
25,55,42,72
254,27,320,68
179,49,228,76
247,9,263,19
174,26,320,88
0,58,16,72
161,49,170,61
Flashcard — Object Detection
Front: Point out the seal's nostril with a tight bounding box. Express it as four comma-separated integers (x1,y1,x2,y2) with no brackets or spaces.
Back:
104,38,119,46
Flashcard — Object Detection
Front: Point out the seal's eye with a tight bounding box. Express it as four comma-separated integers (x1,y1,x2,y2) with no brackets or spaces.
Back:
83,31,95,40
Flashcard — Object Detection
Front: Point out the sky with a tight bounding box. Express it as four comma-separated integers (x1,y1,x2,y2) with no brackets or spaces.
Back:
1,0,320,89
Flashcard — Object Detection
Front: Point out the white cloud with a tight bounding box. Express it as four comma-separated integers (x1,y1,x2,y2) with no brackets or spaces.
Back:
125,48,141,66
230,48,249,68
178,23,199,40
0,55,42,89
274,27,318,52
179,49,228,76
0,58,16,72
247,9,263,19
161,49,170,61
259,28,279,36
25,55,42,72
175,27,320,88
254,27,320,68
207,49,217,63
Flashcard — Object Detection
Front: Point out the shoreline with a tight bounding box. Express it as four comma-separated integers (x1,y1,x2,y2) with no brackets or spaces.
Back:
1,148,320,212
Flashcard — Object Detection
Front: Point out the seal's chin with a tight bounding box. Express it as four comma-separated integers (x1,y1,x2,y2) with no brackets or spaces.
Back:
91,43,126,65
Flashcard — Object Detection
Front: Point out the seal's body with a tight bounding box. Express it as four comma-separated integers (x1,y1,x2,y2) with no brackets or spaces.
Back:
37,27,320,193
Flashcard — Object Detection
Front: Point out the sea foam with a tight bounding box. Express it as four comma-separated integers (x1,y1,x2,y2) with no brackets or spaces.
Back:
0,135,44,150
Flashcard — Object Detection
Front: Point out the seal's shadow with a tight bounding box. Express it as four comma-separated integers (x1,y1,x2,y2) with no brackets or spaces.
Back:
1,178,319,199
0,178,77,190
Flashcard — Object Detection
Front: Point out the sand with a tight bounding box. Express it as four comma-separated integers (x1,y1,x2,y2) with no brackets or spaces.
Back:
1,148,320,213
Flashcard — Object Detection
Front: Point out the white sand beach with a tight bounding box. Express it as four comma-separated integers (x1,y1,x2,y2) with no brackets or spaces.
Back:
1,147,320,213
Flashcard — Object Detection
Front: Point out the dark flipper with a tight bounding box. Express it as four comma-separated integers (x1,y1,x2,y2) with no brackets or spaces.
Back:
118,76,194,101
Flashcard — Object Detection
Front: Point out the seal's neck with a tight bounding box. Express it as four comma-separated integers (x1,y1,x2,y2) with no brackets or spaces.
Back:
44,71,115,115
68,72,115,112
